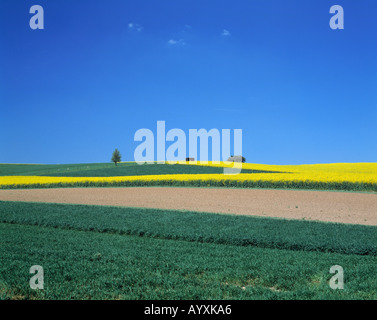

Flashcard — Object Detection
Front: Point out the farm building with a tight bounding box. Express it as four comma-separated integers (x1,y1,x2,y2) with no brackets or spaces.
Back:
227,155,245,163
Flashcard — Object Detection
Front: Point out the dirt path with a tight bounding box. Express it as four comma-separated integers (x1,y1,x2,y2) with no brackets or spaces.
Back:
0,187,376,225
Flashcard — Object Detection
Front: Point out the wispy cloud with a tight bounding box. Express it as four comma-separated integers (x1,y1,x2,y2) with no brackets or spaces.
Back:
128,22,143,32
215,107,244,113
222,29,231,36
167,39,186,46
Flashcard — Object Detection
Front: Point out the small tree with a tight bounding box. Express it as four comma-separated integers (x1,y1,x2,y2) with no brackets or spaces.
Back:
111,148,121,166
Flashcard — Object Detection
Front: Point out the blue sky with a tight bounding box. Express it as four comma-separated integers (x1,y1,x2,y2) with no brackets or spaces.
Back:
0,0,376,164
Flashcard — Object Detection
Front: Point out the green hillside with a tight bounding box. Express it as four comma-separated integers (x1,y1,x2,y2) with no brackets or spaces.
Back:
0,162,270,177
1,201,377,300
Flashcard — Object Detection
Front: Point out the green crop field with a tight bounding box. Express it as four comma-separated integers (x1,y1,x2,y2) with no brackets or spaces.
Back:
1,201,377,300
0,162,267,177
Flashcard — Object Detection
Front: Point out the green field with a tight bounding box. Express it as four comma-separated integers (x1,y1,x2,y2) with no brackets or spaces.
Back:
0,162,268,177
1,201,377,300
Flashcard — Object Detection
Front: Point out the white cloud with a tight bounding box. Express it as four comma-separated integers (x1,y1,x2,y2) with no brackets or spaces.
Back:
128,22,143,32
167,39,186,46
222,29,231,36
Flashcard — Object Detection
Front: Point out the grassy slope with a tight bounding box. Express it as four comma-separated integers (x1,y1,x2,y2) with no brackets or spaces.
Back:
0,163,264,177
1,201,377,300
1,201,377,256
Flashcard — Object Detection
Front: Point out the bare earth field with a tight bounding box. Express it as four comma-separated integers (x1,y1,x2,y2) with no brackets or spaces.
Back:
0,187,376,225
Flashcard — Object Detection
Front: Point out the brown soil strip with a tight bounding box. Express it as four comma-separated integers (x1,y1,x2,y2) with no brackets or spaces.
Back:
0,187,376,225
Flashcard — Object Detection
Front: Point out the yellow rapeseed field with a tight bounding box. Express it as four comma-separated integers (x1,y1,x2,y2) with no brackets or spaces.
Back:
182,161,377,183
0,162,376,190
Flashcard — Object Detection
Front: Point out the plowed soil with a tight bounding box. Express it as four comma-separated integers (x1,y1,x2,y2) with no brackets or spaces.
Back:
0,187,376,225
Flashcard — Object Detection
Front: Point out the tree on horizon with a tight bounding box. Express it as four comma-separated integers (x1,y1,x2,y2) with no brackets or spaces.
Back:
111,148,121,166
